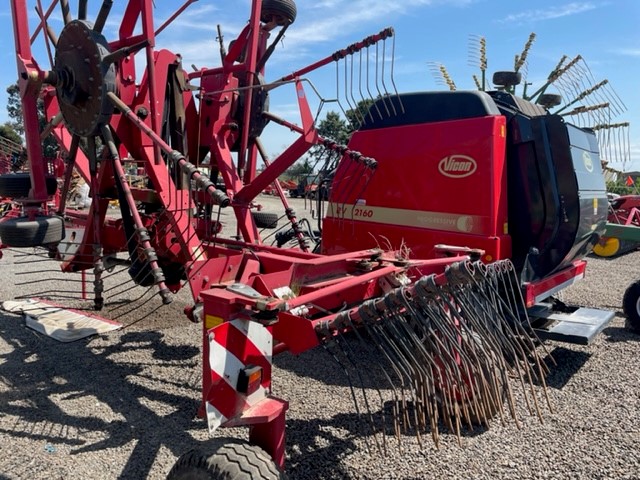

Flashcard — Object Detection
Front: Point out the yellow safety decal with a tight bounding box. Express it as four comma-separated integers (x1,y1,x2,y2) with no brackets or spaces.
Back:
205,315,224,329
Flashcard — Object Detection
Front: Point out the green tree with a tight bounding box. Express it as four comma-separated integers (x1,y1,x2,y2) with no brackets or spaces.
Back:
0,122,23,148
317,111,350,146
310,99,376,171
6,83,23,136
284,158,314,180
345,98,375,129
6,82,59,158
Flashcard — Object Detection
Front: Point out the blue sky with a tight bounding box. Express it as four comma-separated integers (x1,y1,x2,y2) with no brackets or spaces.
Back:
1,0,639,171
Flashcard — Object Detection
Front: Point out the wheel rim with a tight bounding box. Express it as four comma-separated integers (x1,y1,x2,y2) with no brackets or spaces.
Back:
593,236,620,257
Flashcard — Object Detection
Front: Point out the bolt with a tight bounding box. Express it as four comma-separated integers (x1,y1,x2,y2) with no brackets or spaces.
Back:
136,107,149,120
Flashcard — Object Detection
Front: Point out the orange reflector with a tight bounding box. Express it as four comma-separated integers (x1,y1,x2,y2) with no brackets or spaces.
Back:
237,365,262,395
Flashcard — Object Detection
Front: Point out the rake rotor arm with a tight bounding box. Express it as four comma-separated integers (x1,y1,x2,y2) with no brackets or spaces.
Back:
30,0,59,44
101,125,173,305
107,92,230,208
263,112,377,169
315,261,465,335
11,0,48,202
235,80,318,203
279,27,395,82
254,138,310,252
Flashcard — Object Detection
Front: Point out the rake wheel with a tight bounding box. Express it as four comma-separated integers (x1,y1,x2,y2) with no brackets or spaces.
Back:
493,71,522,88
252,210,279,229
0,215,64,247
167,443,284,480
622,280,640,333
0,173,58,198
261,0,297,26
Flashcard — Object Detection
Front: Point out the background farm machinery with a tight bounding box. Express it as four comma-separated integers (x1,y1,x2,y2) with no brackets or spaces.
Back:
0,0,635,477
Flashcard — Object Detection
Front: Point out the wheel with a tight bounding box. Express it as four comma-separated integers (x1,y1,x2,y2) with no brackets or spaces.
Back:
537,93,562,109
0,216,64,247
593,236,621,257
167,444,284,480
252,211,279,229
492,71,522,87
0,173,58,198
261,0,297,26
622,280,640,333
592,237,637,258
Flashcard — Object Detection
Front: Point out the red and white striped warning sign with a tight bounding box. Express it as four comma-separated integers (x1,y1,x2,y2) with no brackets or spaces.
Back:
204,318,273,432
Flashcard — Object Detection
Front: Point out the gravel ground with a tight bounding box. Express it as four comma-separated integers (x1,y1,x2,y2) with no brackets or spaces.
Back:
0,196,639,479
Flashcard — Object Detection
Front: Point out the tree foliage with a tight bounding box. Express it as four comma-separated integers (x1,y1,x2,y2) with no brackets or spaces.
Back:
0,123,22,148
283,157,314,180
310,99,376,171
6,83,59,158
6,84,23,136
606,180,637,196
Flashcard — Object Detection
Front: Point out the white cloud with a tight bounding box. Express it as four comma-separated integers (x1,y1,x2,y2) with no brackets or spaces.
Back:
614,48,640,57
499,2,599,24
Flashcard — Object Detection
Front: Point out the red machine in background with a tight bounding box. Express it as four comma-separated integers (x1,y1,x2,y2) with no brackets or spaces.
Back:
594,194,640,257
0,1,622,478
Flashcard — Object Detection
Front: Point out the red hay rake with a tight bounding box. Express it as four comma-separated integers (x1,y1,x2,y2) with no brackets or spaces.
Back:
2,1,609,477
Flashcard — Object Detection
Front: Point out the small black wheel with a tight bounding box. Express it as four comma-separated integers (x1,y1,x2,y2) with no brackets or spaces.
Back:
261,0,297,26
492,71,522,88
167,444,284,480
0,215,64,247
0,173,58,198
252,211,279,229
622,280,640,333
537,93,562,109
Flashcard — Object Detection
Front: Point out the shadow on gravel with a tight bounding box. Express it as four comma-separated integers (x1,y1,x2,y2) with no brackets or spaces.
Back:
286,407,487,479
539,347,591,389
0,312,223,479
274,334,399,390
602,323,640,343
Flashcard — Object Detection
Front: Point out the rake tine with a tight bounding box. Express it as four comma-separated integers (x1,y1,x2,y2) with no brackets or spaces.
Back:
345,316,392,454
360,303,412,448
379,309,425,447
334,327,383,453
365,46,384,121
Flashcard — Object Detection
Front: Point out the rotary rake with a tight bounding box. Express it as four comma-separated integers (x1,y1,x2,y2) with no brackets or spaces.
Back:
1,1,611,478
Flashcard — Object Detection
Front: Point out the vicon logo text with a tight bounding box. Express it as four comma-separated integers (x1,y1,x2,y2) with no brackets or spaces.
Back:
438,155,477,178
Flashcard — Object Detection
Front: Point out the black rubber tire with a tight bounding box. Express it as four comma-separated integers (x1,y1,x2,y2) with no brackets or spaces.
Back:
492,71,522,87
622,280,640,333
261,0,297,25
0,173,58,198
252,211,279,229
0,215,64,247
537,93,562,108
167,444,283,480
